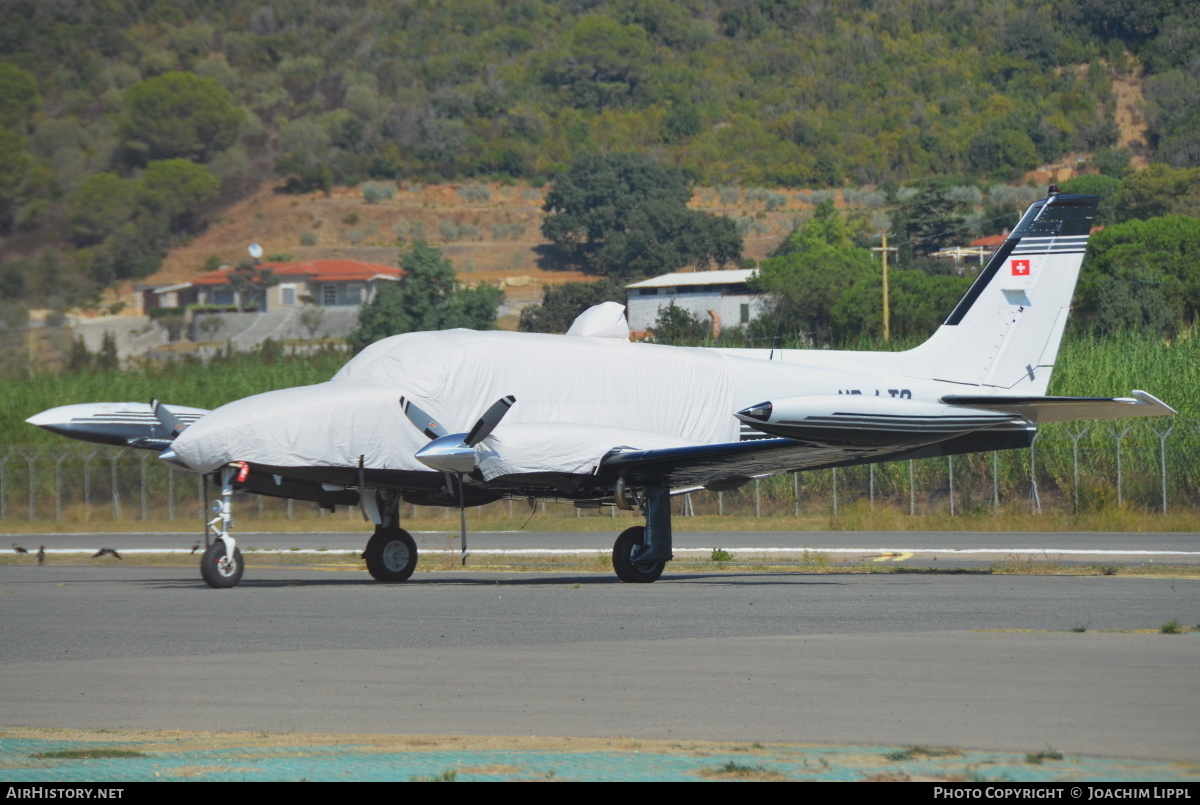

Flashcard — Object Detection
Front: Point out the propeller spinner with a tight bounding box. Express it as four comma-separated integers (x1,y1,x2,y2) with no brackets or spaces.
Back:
403,395,516,473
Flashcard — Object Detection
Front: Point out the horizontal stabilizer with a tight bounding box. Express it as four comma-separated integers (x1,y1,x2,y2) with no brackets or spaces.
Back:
940,391,1176,423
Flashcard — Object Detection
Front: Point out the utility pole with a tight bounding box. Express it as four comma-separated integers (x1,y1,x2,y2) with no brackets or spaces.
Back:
871,234,897,341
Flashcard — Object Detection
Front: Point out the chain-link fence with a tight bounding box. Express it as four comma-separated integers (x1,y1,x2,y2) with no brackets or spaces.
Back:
1,419,1197,525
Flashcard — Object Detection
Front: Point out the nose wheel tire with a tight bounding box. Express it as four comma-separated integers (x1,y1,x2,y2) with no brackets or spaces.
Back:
363,527,418,582
612,526,664,583
200,540,244,588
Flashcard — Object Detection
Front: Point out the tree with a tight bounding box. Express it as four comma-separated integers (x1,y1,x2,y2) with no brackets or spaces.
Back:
519,278,626,333
0,127,31,233
648,301,710,344
966,124,1039,178
751,204,876,344
348,241,502,352
890,180,971,260
1074,215,1200,337
66,336,91,372
1144,68,1200,168
122,72,243,163
197,314,225,341
541,152,742,278
831,268,972,341
226,262,279,312
67,172,137,246
299,306,325,338
138,159,221,232
1111,164,1200,223
547,15,654,110
96,331,118,371
0,64,38,132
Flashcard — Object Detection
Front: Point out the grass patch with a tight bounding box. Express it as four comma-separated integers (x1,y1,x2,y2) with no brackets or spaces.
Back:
699,760,789,781
884,746,961,761
990,556,1066,575
409,769,457,782
710,547,734,562
6,506,1200,536
1161,619,1184,634
32,748,146,759
1025,746,1063,764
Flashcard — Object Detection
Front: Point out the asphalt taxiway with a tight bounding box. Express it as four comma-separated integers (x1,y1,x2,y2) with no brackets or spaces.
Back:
1,532,1197,766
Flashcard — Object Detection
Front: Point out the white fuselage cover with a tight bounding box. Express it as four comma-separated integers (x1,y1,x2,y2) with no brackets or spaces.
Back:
171,329,753,474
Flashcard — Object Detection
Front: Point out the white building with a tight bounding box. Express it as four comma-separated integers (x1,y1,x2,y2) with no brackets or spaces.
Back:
625,268,766,335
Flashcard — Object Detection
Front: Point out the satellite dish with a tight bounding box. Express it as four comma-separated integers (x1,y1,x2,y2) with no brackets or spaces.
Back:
248,243,263,259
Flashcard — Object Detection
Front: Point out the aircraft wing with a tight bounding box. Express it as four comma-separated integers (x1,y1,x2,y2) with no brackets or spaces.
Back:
591,390,1176,492
940,391,1176,423
590,423,1036,491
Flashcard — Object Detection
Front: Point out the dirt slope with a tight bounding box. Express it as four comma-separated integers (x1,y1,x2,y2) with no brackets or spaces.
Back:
136,182,815,309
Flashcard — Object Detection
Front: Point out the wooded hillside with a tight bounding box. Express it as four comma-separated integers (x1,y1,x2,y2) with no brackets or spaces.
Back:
1,0,1198,313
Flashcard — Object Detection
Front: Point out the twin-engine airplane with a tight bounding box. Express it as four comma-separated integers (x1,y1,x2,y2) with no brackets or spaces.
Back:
29,191,1175,587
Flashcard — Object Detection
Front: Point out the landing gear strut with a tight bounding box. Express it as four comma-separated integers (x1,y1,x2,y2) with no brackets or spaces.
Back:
611,482,672,583
201,465,243,589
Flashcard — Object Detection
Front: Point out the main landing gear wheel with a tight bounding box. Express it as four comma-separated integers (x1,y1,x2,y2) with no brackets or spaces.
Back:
612,526,664,583
200,540,243,589
363,527,418,582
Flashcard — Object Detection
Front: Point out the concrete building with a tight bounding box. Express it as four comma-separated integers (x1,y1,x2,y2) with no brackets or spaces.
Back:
625,268,766,335
138,260,404,313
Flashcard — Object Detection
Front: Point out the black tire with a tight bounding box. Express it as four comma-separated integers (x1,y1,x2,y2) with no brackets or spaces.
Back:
363,527,418,582
200,540,243,589
612,526,664,583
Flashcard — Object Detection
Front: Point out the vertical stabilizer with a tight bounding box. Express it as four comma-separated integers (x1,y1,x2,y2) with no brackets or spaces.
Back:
900,193,1098,394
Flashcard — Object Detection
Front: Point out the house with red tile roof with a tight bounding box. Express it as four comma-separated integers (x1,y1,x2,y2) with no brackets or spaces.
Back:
141,260,404,312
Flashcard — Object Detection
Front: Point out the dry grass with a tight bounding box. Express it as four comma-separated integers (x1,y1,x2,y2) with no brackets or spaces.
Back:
6,503,1200,535
9,549,1197,577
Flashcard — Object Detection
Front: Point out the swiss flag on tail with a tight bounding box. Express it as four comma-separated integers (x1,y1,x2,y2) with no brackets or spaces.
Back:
1011,259,1031,276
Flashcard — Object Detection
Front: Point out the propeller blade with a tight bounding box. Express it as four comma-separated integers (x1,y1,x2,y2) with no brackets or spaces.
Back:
464,395,516,447
399,396,449,440
151,399,185,438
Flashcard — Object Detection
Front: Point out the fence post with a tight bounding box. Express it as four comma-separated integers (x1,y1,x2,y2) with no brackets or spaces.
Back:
832,468,838,516
755,479,761,518
140,453,148,521
0,451,8,520
25,450,36,521
908,459,914,516
55,452,67,522
1029,432,1041,515
948,456,955,516
1152,425,1174,514
793,472,799,516
718,490,723,517
992,451,999,513
1067,426,1089,514
84,449,97,521
869,464,875,511
1108,426,1131,508
109,449,121,519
